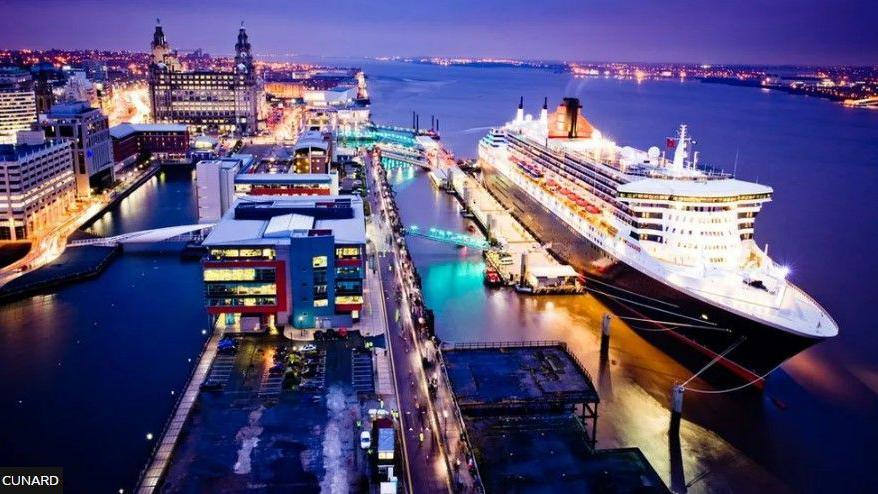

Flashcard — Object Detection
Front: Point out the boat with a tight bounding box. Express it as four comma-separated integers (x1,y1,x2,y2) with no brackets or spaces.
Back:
477,97,838,379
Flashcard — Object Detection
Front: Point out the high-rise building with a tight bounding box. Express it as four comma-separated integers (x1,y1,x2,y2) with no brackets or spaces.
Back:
0,131,75,240
41,101,114,197
148,20,261,135
0,67,37,145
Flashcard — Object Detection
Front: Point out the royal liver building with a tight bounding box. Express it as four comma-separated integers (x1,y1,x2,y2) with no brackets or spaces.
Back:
148,20,261,135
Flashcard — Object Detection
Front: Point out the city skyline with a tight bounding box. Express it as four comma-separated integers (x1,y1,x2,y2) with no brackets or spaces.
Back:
1,0,876,65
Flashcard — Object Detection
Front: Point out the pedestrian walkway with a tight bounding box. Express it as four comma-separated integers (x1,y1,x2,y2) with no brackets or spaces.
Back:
137,329,222,493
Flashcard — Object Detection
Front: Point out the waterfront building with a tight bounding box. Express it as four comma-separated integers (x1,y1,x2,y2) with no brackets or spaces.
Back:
0,131,75,240
202,195,366,331
196,154,253,223
196,152,339,223
0,67,37,145
41,101,114,197
148,20,261,135
110,123,190,170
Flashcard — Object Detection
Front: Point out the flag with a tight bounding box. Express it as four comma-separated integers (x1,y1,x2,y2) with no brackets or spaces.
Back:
666,138,677,149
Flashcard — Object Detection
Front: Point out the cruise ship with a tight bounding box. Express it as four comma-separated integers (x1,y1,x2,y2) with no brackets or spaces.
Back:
478,97,838,378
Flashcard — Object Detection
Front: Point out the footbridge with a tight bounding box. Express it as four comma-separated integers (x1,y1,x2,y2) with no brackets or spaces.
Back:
68,223,214,248
403,225,491,250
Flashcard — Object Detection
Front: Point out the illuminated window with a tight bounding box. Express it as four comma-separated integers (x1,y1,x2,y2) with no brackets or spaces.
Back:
335,295,363,305
313,299,328,307
312,255,328,268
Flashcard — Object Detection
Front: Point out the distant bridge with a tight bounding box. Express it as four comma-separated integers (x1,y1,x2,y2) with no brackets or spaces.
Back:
68,224,214,248
403,225,491,250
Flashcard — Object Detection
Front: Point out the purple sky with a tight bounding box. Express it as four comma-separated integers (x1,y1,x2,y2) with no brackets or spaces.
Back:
1,0,875,65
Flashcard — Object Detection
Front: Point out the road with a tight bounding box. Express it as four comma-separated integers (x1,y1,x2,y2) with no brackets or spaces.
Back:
365,151,479,493
0,164,158,288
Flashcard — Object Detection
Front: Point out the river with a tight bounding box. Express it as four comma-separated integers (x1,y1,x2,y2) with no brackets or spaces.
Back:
0,60,876,493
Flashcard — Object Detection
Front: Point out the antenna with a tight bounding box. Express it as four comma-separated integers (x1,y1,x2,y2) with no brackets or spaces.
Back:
733,147,739,177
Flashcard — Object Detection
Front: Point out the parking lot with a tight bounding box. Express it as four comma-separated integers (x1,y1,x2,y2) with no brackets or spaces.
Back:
158,332,384,492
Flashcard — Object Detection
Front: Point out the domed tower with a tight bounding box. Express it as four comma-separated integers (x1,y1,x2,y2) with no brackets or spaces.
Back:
234,21,253,74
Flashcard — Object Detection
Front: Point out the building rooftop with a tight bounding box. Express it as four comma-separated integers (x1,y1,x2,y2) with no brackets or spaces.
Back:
443,342,598,410
467,415,668,494
46,101,98,117
109,123,188,139
0,139,69,162
203,195,366,247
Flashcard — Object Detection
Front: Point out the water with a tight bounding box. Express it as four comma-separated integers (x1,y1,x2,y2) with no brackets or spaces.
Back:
0,168,210,492
0,60,876,492
355,60,878,493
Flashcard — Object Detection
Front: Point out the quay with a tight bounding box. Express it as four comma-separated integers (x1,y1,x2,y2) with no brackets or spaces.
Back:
441,341,669,494
0,162,161,291
0,244,119,302
367,150,481,493
431,164,582,294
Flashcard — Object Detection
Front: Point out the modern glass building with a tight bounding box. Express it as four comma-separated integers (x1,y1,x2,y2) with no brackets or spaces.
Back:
202,195,366,332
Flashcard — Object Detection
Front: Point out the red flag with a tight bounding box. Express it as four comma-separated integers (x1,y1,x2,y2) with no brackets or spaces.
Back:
666,138,677,149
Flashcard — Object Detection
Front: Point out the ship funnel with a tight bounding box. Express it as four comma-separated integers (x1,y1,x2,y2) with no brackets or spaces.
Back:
516,96,524,123
540,97,548,123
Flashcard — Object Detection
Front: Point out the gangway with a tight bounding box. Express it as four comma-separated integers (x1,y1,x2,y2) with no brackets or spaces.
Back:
68,223,214,248
403,225,491,250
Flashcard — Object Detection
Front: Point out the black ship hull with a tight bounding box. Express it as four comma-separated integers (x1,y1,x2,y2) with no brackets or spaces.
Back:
481,166,821,380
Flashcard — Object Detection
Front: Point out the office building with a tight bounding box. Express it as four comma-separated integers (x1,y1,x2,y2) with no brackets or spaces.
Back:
110,123,190,170
148,20,261,135
42,101,115,196
0,131,75,240
202,196,366,331
0,67,37,145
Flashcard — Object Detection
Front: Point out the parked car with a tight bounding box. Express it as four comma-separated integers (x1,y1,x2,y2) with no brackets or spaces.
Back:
360,430,372,450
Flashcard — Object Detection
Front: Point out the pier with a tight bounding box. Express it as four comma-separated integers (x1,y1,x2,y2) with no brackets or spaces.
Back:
441,341,668,494
431,165,582,293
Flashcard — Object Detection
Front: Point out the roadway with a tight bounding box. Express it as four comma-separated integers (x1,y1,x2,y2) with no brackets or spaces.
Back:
365,152,479,493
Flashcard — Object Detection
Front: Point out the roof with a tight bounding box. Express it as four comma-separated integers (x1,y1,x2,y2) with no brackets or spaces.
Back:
618,177,773,198
109,123,188,139
0,140,69,162
235,173,335,185
527,265,579,278
203,195,366,247
47,101,97,116
264,214,314,238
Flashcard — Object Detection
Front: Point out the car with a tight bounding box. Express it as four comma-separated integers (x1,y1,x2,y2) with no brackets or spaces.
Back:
301,344,317,353
360,430,372,450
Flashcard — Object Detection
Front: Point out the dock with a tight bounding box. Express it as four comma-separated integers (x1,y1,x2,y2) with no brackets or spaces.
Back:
441,341,669,494
0,245,119,302
431,165,582,294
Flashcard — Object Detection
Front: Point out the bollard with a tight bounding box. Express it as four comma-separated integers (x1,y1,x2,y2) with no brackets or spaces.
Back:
600,313,612,356
670,384,684,435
